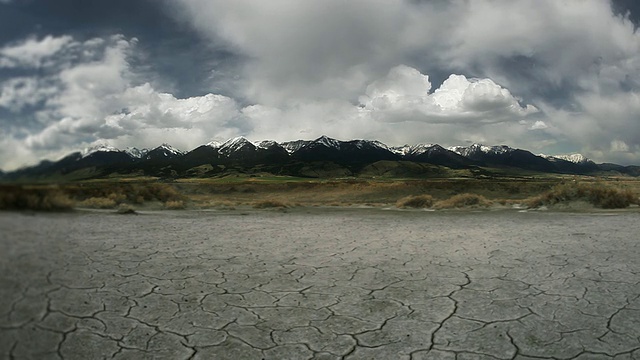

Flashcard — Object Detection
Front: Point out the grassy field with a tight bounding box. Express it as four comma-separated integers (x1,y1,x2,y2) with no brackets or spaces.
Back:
2,174,640,211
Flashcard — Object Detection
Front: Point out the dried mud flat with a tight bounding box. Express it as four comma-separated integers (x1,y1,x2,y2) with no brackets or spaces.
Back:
1,208,639,360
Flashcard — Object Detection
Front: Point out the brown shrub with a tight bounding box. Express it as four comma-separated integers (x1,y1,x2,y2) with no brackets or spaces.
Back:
525,182,637,209
148,183,183,202
78,197,117,209
524,195,545,209
588,186,637,208
253,200,288,209
107,192,127,204
42,192,76,210
396,194,434,209
164,200,186,210
434,193,492,209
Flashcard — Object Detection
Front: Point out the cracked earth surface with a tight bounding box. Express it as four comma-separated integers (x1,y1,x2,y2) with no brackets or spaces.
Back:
0,208,639,359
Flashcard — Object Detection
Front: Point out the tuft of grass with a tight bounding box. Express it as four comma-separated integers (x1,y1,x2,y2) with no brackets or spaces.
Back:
525,181,637,209
116,203,137,214
396,194,434,209
434,193,492,209
0,186,75,211
253,200,288,209
164,200,186,210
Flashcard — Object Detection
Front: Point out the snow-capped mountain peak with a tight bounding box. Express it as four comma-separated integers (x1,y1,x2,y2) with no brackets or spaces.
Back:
314,135,341,149
218,136,255,154
222,136,249,146
412,144,437,155
81,144,120,158
157,143,184,156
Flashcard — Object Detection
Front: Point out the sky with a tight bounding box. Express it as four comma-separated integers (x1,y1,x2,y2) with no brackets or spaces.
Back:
2,0,640,170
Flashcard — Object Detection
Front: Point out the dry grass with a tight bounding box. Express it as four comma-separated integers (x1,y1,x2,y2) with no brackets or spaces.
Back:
253,200,288,209
173,177,566,208
164,200,186,210
78,197,117,209
396,194,434,209
434,193,492,209
4,178,639,212
525,181,638,209
0,186,75,211
66,182,184,205
170,179,640,210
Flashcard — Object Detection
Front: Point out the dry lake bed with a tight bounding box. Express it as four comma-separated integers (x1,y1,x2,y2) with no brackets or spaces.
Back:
1,208,639,359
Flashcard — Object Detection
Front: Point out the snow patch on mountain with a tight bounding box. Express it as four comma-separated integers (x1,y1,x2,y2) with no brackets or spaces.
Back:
256,140,279,149
206,140,222,148
124,147,149,159
281,140,312,154
390,145,412,156
350,139,389,151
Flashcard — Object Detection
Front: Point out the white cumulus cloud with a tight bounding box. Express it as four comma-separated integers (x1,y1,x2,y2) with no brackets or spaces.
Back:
529,121,548,130
359,66,537,124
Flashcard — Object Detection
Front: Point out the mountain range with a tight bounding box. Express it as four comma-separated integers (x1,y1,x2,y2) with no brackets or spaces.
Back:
3,136,640,181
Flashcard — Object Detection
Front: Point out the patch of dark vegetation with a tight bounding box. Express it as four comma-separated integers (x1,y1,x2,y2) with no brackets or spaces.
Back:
116,204,137,214
253,200,288,209
0,185,75,211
